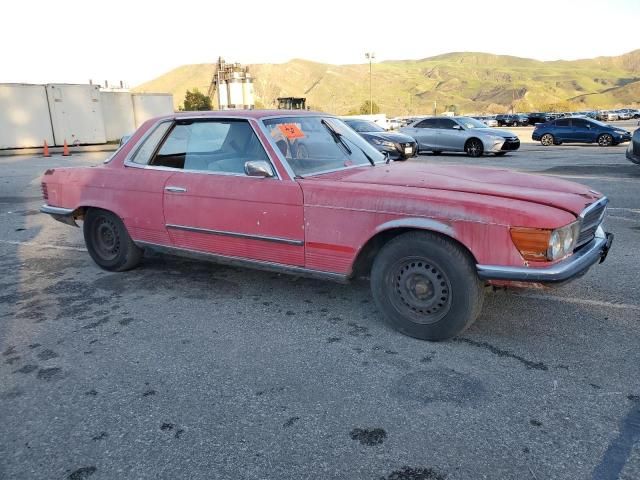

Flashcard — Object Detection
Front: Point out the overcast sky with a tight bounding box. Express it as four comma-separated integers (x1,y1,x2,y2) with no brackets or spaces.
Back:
2,0,639,87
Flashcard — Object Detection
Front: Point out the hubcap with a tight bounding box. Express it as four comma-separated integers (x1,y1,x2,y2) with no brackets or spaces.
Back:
542,135,552,146
389,258,452,324
599,135,611,146
93,217,120,261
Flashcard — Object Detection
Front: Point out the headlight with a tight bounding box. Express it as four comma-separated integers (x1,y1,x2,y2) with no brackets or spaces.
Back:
510,221,580,262
371,138,395,148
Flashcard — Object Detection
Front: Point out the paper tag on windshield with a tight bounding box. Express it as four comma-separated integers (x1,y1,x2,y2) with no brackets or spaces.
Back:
278,124,305,139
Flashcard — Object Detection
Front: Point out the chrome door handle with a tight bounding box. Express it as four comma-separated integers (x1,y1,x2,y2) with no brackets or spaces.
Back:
165,186,187,193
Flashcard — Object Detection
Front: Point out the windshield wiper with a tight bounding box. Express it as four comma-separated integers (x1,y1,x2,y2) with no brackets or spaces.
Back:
321,119,375,166
321,119,352,154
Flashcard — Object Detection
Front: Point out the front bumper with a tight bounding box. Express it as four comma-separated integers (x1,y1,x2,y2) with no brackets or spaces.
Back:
476,226,613,284
41,204,78,226
375,141,418,159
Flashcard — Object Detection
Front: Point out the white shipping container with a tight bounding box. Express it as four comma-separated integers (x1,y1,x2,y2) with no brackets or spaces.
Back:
100,91,136,142
46,84,107,145
0,84,54,149
132,93,174,128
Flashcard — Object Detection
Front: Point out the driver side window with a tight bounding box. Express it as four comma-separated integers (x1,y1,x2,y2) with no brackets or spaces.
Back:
150,119,270,174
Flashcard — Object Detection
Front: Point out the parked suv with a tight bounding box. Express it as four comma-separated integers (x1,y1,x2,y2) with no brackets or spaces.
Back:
532,117,632,146
496,114,528,127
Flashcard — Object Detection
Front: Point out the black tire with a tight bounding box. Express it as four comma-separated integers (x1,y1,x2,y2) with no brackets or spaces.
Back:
464,138,483,157
540,133,555,146
370,231,484,341
83,208,142,271
597,134,613,147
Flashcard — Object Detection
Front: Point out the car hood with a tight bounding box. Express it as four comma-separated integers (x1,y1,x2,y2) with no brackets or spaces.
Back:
473,127,517,138
361,131,415,143
312,162,600,216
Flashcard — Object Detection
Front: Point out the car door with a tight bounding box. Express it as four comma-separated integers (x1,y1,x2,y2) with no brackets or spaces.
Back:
406,118,438,150
151,118,305,266
436,118,465,151
553,119,571,142
571,118,593,142
118,120,177,245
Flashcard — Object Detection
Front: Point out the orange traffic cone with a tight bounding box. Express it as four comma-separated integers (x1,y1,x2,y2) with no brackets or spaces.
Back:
43,140,51,157
62,139,71,156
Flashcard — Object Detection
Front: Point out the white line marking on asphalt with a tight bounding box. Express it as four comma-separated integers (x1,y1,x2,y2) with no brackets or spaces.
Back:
515,293,640,311
607,215,637,222
608,208,640,213
0,240,85,252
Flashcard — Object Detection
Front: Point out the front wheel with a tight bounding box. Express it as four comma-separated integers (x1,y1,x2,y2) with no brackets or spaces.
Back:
465,139,484,157
540,133,555,146
598,134,613,147
83,208,142,271
370,232,484,341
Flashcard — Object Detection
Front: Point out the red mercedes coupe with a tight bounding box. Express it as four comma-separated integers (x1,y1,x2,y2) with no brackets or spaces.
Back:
40,111,613,340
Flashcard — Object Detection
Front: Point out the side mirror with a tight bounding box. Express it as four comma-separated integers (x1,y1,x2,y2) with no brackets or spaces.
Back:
244,160,275,178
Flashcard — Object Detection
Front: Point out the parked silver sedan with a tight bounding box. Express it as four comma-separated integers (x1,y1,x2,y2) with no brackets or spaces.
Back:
400,116,520,157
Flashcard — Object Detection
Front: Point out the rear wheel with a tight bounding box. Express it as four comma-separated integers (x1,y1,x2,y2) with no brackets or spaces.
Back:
84,208,142,271
465,138,483,157
540,133,555,146
598,134,613,147
370,232,484,341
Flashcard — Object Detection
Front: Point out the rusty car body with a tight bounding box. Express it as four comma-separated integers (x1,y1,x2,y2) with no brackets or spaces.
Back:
40,110,614,340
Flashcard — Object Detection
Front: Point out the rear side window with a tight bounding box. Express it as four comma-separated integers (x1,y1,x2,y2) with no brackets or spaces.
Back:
129,122,172,165
437,118,457,129
415,119,436,128
150,119,269,174
555,119,570,127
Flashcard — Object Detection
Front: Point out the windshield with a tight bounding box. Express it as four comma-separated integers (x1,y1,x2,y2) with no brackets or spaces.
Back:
263,116,385,176
456,117,488,129
344,119,385,133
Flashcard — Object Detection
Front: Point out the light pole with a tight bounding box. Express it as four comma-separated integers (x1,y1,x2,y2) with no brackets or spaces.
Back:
365,52,375,115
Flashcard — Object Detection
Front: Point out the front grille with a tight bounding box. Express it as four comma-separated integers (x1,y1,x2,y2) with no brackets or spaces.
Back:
501,138,520,150
575,198,607,249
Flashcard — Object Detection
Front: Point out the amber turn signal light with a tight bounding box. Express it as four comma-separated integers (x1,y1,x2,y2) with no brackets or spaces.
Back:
510,227,552,261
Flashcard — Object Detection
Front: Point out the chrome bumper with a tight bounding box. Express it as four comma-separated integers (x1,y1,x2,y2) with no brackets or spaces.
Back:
477,226,613,283
40,204,78,227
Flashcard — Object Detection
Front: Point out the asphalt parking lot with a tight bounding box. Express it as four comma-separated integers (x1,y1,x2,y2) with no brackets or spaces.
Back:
1,142,639,480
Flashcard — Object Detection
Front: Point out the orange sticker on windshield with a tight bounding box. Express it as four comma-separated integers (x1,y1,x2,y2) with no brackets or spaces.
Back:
278,123,305,139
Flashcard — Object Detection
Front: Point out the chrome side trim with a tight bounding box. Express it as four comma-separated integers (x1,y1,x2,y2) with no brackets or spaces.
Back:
477,226,611,283
166,224,304,246
135,241,348,283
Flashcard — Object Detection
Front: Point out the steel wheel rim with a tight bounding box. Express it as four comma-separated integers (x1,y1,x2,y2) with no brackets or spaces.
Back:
542,134,553,146
387,257,452,325
93,216,120,261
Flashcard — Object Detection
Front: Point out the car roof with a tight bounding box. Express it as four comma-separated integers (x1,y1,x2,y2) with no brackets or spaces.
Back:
151,109,328,122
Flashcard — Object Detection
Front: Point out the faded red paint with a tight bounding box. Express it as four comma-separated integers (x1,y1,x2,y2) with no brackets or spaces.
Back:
41,111,604,278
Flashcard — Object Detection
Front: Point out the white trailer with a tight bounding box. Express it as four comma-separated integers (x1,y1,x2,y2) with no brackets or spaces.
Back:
132,93,174,128
100,91,136,142
0,84,54,149
46,84,106,145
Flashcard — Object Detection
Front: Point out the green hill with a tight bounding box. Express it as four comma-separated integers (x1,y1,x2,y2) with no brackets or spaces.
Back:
133,50,640,115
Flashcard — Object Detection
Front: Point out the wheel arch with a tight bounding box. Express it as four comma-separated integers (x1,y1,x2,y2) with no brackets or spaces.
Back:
350,218,478,278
